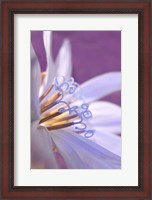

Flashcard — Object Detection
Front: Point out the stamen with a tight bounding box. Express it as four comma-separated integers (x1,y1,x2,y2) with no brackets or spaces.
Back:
41,72,46,83
40,102,57,114
51,113,77,124
39,76,95,138
40,91,61,113
39,84,53,102
84,130,95,138
41,105,66,119
39,111,62,124
47,122,74,131
40,112,78,126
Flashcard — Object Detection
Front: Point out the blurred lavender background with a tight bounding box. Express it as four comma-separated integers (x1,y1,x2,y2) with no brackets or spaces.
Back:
31,31,121,105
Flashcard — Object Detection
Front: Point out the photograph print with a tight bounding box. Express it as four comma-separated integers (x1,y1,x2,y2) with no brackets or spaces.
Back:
31,31,121,169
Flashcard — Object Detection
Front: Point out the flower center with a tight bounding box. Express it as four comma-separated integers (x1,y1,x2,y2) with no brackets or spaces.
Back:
39,76,95,138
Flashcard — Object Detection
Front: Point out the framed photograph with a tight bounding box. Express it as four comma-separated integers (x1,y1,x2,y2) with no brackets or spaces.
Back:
1,0,152,199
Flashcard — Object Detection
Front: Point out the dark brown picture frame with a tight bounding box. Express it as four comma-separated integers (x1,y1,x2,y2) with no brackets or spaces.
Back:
1,0,152,199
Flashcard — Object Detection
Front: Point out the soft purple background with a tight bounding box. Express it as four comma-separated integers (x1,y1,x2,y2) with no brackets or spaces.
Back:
32,31,121,105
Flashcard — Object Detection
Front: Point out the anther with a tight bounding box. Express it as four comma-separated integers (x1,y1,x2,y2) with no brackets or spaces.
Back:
39,84,53,102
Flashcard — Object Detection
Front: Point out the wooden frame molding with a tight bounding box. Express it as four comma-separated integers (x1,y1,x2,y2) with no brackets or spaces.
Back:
1,0,152,199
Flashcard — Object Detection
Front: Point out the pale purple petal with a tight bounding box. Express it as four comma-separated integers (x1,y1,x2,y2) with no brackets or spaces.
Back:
89,128,121,156
31,44,41,121
31,122,59,169
89,101,121,134
51,131,89,168
55,39,72,78
79,72,121,102
52,131,121,169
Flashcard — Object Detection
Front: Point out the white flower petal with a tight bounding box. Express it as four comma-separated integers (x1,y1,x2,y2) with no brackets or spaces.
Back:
31,44,41,121
41,31,55,94
89,101,121,134
52,131,121,169
55,39,72,78
31,121,59,169
89,128,121,156
79,72,121,102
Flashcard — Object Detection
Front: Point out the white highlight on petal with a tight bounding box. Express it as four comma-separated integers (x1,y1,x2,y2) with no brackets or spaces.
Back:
31,121,59,169
41,31,55,94
89,101,121,135
55,39,72,78
43,31,52,68
80,72,121,102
